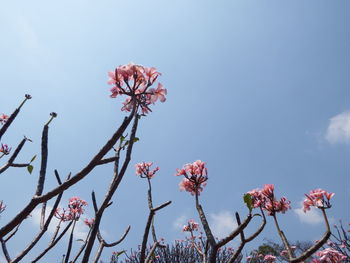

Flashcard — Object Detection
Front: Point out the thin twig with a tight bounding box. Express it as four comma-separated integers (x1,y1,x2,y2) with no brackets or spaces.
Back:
0,138,28,174
0,94,31,141
140,201,171,263
1,238,11,262
31,221,73,263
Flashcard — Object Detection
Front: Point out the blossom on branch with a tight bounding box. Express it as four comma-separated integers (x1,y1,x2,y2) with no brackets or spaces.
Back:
84,218,95,228
303,189,334,212
247,184,291,215
176,160,208,195
312,248,347,263
0,144,11,155
108,63,166,114
0,114,8,125
264,254,277,263
135,162,159,179
182,219,199,232
55,197,88,221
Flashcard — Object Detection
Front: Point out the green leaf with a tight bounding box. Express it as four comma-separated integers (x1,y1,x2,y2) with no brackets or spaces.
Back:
30,155,37,163
243,193,253,212
133,137,139,143
27,165,34,174
120,135,126,142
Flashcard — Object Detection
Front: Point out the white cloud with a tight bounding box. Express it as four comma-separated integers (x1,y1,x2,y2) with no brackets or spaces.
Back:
325,111,350,144
172,215,187,231
294,202,323,225
209,211,237,239
31,206,89,240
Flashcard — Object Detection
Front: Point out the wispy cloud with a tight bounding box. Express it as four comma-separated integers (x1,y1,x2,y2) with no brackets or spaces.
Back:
294,202,323,225
325,111,350,144
172,215,187,231
209,211,237,239
31,206,89,240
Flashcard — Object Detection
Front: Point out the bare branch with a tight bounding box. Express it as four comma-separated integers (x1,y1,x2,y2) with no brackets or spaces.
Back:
0,138,28,174
31,221,73,263
216,213,252,248
9,163,29,167
93,225,131,263
0,112,134,238
10,193,63,263
82,112,138,262
1,238,11,262
289,208,331,263
145,242,159,263
140,200,171,263
0,94,31,141
96,157,117,165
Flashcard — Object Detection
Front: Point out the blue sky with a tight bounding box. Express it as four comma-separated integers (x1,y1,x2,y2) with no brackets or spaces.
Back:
1,0,350,261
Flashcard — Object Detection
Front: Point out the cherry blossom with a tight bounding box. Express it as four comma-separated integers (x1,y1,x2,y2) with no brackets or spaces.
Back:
108,63,166,114
135,162,160,179
176,160,208,195
303,189,334,212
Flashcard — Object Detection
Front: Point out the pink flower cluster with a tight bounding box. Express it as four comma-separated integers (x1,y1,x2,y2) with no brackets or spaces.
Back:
0,144,11,155
84,218,95,228
182,219,199,232
135,162,160,179
264,255,277,263
247,184,291,215
312,248,347,263
303,189,334,212
55,197,88,221
176,160,208,196
108,63,167,114
0,114,8,125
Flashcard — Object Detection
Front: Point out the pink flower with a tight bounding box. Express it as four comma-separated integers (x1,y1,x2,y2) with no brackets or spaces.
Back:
176,160,208,195
303,189,334,212
0,114,8,125
144,67,161,84
55,197,88,221
182,219,199,232
280,250,288,257
108,63,166,114
135,162,160,179
314,248,347,263
0,144,11,155
247,184,291,215
84,218,95,228
261,184,275,199
264,255,276,263
150,83,167,103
